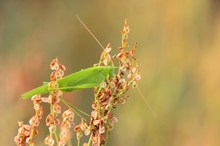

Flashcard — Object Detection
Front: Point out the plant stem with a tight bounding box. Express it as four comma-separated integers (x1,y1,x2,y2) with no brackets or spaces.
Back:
88,135,92,146
54,131,59,144
94,86,103,146
104,126,110,146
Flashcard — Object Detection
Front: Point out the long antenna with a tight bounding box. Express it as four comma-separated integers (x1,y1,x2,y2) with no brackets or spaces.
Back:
75,14,105,50
137,88,158,119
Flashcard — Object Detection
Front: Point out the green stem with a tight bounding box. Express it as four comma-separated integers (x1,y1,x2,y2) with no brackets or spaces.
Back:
94,86,103,146
49,103,53,138
77,139,80,146
50,102,53,114
88,135,92,146
53,131,59,144
94,86,102,108
104,123,110,146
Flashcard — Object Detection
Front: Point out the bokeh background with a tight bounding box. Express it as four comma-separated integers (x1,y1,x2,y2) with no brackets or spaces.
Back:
1,0,220,146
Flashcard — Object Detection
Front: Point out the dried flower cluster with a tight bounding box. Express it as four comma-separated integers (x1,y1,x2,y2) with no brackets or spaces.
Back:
15,58,74,146
15,19,140,146
44,58,65,146
14,95,43,146
89,19,141,146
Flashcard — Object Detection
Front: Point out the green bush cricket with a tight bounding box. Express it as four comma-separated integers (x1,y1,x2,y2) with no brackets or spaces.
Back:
22,66,115,99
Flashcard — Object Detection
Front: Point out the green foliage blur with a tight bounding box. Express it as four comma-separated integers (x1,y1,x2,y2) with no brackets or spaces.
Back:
1,0,220,146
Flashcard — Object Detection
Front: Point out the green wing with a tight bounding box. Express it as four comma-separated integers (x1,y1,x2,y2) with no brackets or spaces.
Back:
22,66,114,99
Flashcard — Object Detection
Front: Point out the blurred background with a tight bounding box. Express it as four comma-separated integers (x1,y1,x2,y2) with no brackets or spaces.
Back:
1,0,220,146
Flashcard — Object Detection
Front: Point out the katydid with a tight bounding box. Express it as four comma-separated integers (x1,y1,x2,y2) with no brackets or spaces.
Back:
22,66,115,99
76,15,158,119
